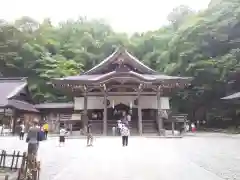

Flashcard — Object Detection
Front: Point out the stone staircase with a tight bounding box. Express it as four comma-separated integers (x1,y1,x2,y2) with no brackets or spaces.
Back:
142,119,158,134
129,121,138,134
107,120,116,135
90,119,103,135
59,114,71,122
107,120,138,135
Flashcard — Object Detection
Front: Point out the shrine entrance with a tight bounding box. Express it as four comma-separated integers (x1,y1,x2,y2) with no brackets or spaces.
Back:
112,103,129,120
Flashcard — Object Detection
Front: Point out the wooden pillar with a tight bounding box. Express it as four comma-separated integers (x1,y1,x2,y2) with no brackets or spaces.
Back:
157,87,163,135
103,90,107,135
83,87,88,132
171,121,175,135
138,85,142,135
12,109,17,135
56,113,60,133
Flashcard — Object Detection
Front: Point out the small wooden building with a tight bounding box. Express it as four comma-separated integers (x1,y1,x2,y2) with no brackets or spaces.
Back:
52,48,192,135
0,77,39,134
35,102,79,133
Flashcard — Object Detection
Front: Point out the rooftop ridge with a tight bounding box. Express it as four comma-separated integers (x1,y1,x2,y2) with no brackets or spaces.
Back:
0,77,27,81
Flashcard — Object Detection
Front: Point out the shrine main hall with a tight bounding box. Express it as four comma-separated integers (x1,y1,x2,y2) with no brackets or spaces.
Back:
52,48,191,135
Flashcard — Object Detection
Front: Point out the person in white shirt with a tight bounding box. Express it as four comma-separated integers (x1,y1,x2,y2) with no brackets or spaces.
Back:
117,120,122,136
59,127,67,146
19,123,25,140
185,123,190,132
127,114,131,122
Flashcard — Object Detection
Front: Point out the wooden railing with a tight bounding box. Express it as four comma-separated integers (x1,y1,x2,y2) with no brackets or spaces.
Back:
0,150,40,180
17,153,40,180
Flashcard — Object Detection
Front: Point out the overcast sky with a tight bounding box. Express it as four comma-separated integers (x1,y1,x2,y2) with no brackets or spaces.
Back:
1,0,210,33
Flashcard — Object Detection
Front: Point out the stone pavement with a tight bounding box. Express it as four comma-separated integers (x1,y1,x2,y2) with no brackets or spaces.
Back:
1,135,240,180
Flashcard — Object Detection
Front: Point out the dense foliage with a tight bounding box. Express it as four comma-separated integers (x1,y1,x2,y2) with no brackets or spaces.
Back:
0,0,240,123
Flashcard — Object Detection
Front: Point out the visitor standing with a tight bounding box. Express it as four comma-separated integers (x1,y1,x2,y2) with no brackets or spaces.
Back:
87,121,93,147
43,123,49,139
185,123,190,132
117,120,122,136
26,120,41,156
19,122,25,140
121,112,129,127
127,113,131,122
0,124,3,136
191,123,196,133
59,126,67,146
121,124,130,147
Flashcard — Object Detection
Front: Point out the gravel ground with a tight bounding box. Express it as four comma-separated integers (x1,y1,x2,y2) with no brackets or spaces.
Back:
0,134,240,180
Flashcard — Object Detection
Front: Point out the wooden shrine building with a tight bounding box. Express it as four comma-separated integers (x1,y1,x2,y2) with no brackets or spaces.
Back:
52,48,192,135
0,77,39,134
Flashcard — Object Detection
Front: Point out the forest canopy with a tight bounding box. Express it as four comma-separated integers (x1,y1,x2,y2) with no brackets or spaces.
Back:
0,0,239,121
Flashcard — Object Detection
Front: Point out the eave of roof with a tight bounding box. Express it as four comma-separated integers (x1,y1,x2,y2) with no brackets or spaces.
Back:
53,71,192,85
35,102,74,109
7,99,39,112
221,92,240,100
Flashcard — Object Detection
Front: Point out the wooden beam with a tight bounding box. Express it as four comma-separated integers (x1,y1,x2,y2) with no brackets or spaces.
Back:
87,92,157,96
106,84,138,91
83,85,88,133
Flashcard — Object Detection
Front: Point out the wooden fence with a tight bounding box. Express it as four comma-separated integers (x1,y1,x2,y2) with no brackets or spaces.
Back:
0,150,24,170
0,150,40,180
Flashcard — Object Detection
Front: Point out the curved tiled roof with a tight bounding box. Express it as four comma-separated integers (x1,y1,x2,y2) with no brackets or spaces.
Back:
84,48,156,75
0,78,27,107
52,48,192,88
0,77,38,112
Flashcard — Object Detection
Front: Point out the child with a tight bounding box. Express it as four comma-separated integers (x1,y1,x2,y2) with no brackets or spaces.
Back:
59,127,67,146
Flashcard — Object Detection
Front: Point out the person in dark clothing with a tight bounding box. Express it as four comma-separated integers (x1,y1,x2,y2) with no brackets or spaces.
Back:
26,121,41,156
179,124,185,135
87,121,93,147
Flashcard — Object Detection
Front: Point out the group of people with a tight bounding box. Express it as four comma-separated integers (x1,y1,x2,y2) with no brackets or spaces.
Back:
18,121,49,141
23,114,198,158
184,122,196,133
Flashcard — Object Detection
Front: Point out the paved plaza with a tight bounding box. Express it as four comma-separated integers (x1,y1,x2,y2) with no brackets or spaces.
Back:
1,134,240,180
